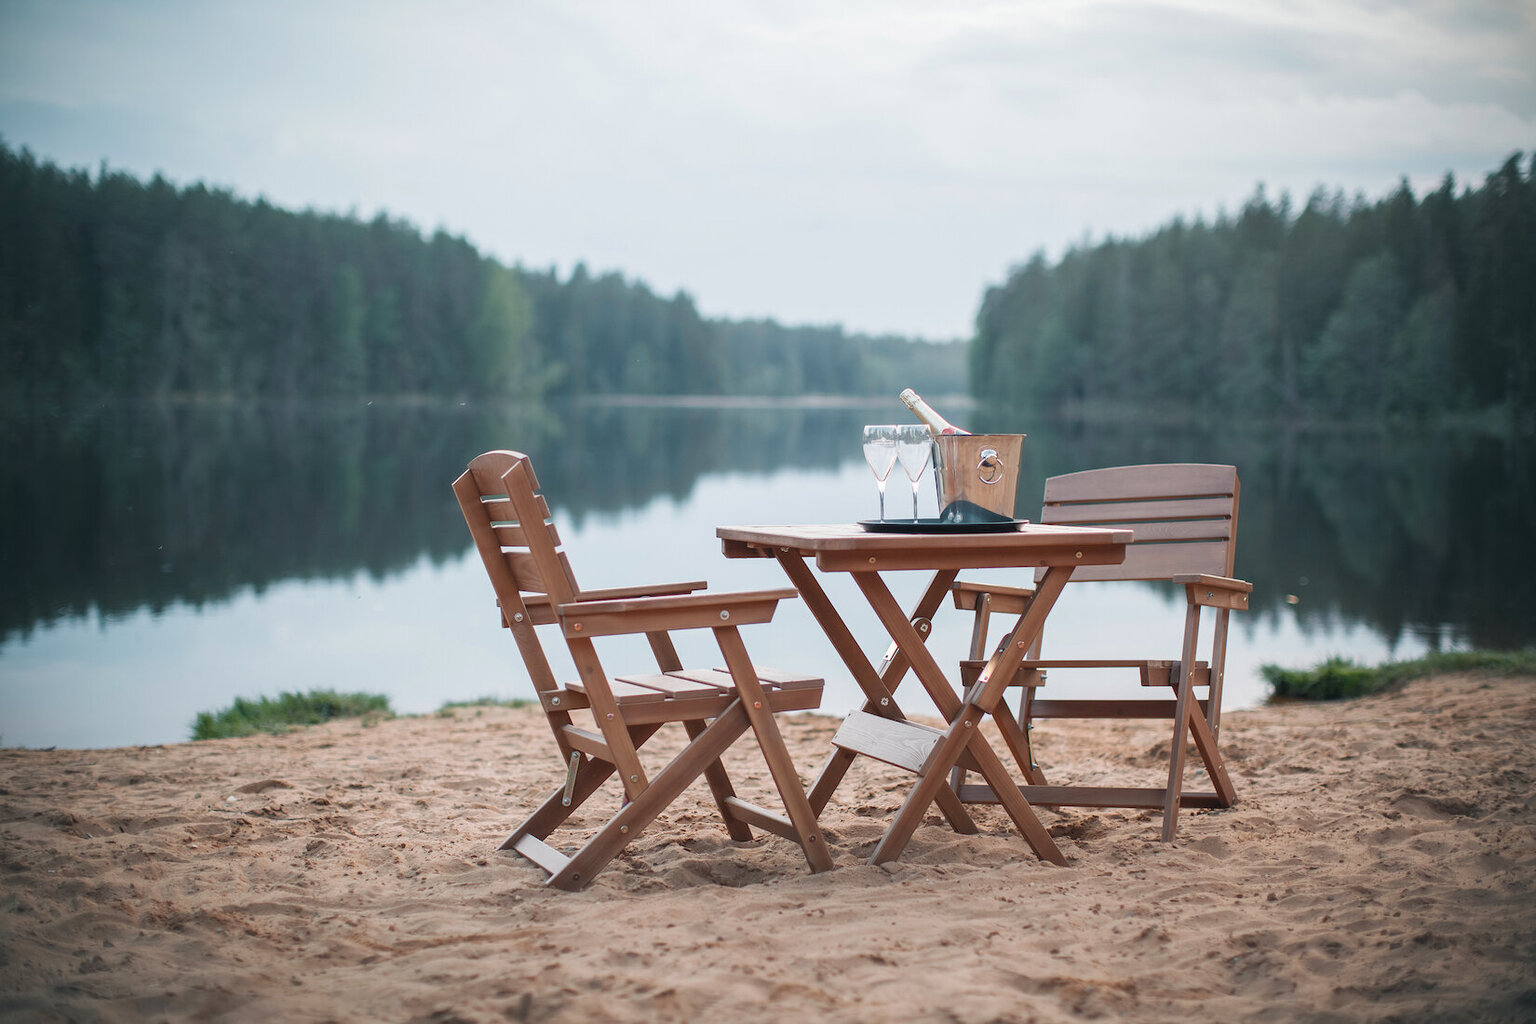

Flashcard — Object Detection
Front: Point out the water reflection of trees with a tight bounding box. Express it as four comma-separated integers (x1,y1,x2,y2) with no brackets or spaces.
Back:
975,408,1535,650
4,401,1531,649
0,400,872,641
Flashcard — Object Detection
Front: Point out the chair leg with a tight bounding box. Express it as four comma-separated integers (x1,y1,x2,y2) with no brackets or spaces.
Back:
684,718,754,842
1187,703,1237,807
714,626,835,873
551,705,756,890
1162,608,1202,841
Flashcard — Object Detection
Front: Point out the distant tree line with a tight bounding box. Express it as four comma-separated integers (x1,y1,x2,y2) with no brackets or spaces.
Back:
0,141,962,404
970,152,1535,424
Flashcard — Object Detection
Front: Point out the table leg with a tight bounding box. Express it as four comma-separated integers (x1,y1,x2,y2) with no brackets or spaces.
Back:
870,565,1076,865
777,554,973,830
868,703,1064,866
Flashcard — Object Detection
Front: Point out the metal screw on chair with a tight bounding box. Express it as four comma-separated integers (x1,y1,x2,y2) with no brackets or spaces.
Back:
551,697,561,706
753,701,762,709
514,612,524,623
880,696,889,706
720,610,730,621
606,712,615,720
619,825,629,834
628,774,638,782
573,622,583,631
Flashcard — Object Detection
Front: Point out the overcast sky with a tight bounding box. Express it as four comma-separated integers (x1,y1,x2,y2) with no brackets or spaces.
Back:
2,1,1532,340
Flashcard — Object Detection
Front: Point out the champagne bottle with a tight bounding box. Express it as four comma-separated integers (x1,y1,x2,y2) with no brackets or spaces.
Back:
899,388,970,435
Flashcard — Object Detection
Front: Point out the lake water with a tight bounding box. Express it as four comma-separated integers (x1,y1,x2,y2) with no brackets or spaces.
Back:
3,399,1531,749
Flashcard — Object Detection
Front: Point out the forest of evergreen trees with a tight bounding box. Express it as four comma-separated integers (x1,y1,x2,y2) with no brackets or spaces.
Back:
970,152,1535,425
0,141,962,405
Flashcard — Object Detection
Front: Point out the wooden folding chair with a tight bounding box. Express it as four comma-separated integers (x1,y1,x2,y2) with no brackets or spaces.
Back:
950,464,1249,840
453,450,834,889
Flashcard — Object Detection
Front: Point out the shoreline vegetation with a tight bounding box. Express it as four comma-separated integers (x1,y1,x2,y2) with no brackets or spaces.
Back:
175,650,1536,746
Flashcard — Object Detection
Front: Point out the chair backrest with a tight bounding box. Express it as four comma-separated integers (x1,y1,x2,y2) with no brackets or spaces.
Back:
1036,464,1239,583
452,450,582,697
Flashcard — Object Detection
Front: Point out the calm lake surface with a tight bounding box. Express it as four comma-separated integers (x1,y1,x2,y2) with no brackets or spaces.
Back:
4,399,1532,749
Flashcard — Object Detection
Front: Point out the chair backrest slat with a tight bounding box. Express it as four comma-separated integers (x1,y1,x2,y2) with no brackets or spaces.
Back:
1036,464,1239,583
1043,496,1234,526
1063,541,1232,581
454,450,586,697
1043,463,1237,502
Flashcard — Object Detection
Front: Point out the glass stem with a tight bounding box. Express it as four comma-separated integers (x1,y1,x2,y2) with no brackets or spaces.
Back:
877,481,887,521
911,479,921,519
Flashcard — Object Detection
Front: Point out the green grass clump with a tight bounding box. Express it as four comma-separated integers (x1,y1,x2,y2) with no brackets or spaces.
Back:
437,696,532,711
192,689,393,740
1263,648,1536,702
435,696,533,718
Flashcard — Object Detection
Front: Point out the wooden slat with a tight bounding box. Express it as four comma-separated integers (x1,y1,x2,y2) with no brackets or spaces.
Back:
613,685,820,726
951,581,1034,613
502,550,548,592
512,834,573,875
566,678,668,703
722,797,799,841
539,688,589,713
478,490,553,521
491,518,563,548
669,668,741,691
832,711,943,774
558,591,788,638
1060,540,1230,581
509,594,559,626
615,672,724,697
1116,519,1234,543
557,724,614,760
575,580,708,601
1042,464,1237,503
1029,698,1215,719
718,666,824,691
1043,496,1235,525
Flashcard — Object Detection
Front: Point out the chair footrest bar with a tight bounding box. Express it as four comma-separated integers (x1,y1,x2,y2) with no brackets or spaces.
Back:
511,833,573,875
832,711,943,775
956,783,1226,810
1029,699,1210,720
558,724,614,760
722,796,799,842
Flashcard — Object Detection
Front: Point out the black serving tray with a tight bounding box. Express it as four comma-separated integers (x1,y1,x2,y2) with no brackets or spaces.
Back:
857,517,1029,534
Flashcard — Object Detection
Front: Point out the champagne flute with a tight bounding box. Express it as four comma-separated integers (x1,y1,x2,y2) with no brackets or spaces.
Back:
862,425,899,521
896,424,934,520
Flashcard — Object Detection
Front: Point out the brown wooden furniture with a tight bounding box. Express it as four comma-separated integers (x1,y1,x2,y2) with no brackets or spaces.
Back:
718,522,1131,866
454,451,834,889
949,463,1248,840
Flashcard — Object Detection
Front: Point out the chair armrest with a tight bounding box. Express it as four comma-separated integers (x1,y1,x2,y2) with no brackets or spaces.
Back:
951,580,1036,614
514,580,708,624
1171,573,1252,610
557,589,799,638
575,580,708,601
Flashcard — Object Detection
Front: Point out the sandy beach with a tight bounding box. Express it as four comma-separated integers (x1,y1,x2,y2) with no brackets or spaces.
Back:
3,673,1534,1023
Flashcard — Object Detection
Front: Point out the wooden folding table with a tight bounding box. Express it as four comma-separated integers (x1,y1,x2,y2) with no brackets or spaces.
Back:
718,523,1132,866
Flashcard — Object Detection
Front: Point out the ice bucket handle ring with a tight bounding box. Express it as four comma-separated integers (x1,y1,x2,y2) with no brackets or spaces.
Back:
976,448,1004,484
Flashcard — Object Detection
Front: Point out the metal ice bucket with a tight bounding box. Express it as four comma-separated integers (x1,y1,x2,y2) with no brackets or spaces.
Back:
933,434,1026,521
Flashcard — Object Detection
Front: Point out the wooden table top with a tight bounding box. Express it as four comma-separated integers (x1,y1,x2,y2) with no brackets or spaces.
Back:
717,523,1132,572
